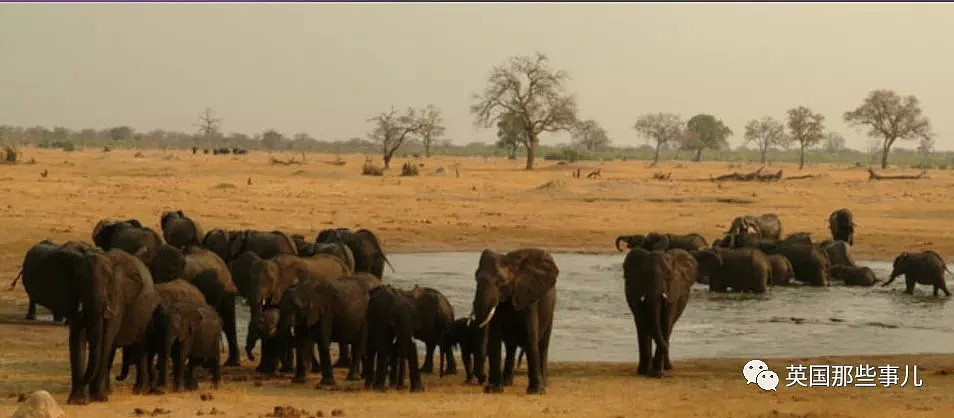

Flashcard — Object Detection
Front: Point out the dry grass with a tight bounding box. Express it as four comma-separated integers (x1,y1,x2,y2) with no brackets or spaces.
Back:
1,148,954,416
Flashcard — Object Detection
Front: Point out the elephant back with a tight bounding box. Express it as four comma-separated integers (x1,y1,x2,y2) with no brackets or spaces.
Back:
182,246,238,295
160,211,204,249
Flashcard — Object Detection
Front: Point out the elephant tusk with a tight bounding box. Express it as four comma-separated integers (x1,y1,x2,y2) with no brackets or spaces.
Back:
639,295,646,302
662,292,668,300
478,305,496,328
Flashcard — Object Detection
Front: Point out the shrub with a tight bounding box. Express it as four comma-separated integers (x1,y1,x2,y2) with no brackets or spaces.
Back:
3,146,17,162
362,161,384,176
401,161,419,176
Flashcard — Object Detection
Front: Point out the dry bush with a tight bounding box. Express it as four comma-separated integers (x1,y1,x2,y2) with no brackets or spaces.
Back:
401,161,419,176
362,160,384,176
2,146,18,163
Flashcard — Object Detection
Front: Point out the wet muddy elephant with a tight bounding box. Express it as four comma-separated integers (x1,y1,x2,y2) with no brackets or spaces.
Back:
820,240,855,267
883,251,951,296
830,265,877,286
693,248,770,293
615,233,708,252
623,248,697,378
472,248,558,395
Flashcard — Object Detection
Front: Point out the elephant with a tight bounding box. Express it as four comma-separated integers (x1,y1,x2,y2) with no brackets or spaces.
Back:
819,240,855,267
200,228,298,263
622,248,697,378
166,302,223,392
883,251,951,296
615,233,708,252
12,240,88,321
278,273,380,386
448,317,483,384
315,228,393,278
783,232,814,245
759,242,831,286
829,208,855,245
472,248,558,395
363,284,423,392
148,244,240,367
722,213,782,248
693,248,770,293
92,218,164,265
830,265,877,286
244,307,295,372
160,210,204,249
52,243,159,405
766,254,795,286
405,285,456,376
291,234,317,256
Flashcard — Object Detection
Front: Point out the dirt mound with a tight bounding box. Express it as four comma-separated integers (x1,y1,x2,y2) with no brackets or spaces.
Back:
533,180,567,192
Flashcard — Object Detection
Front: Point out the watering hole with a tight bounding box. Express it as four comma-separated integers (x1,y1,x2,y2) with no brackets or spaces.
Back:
221,252,954,362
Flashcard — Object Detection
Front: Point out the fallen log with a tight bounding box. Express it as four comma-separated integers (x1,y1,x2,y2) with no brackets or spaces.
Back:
651,171,671,180
867,168,928,181
785,174,823,180
709,167,782,182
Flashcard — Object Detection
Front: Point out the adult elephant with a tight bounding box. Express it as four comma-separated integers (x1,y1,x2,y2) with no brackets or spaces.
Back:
758,242,831,286
59,243,158,404
247,253,352,372
160,210,204,249
615,233,708,252
149,244,241,366
722,213,782,248
693,247,770,293
883,251,951,296
623,248,696,378
830,265,877,286
278,273,380,386
829,208,856,245
472,248,558,395
315,228,392,278
92,218,164,265
201,228,298,263
290,234,317,256
406,285,456,376
819,240,855,267
13,240,83,321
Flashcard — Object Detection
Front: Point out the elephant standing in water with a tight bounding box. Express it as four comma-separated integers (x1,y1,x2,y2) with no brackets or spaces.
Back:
623,248,697,378
830,265,877,286
615,233,708,252
820,240,855,267
718,213,782,248
766,254,795,286
829,208,855,245
472,248,558,394
883,251,951,296
693,248,770,293
160,210,204,249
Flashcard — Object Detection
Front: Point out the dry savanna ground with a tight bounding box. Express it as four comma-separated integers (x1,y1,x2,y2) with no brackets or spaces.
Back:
1,148,953,417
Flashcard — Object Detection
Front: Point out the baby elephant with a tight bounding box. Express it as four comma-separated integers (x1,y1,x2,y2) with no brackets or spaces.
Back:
830,265,877,286
882,251,951,296
766,254,795,286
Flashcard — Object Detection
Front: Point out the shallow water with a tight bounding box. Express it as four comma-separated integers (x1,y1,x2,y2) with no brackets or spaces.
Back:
228,252,954,362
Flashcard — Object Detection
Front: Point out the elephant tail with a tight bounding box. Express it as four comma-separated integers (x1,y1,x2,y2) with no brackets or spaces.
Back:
8,270,22,290
615,236,629,252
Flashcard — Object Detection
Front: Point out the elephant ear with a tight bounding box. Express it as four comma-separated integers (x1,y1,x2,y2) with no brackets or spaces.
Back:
187,217,204,245
507,249,558,311
228,230,249,260
160,211,176,229
651,234,671,251
126,219,143,228
92,219,117,249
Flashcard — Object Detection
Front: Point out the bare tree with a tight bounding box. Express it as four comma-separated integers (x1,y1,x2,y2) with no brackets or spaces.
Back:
368,106,423,168
194,107,222,149
633,113,683,165
572,119,611,153
786,106,825,170
843,89,934,169
471,52,578,170
417,105,446,157
743,116,787,164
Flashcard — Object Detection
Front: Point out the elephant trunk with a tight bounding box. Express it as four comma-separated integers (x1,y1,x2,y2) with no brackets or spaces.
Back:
615,236,629,252
245,327,258,361
650,296,668,353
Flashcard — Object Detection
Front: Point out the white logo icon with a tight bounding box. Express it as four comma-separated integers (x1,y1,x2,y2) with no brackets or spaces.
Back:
743,360,770,385
756,370,779,391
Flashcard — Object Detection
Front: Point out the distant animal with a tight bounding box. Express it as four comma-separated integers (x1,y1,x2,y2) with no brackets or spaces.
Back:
40,169,48,178
191,146,198,155
829,208,855,245
202,149,210,154
882,251,951,296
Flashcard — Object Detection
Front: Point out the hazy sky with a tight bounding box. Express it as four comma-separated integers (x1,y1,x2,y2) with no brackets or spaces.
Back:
1,3,952,150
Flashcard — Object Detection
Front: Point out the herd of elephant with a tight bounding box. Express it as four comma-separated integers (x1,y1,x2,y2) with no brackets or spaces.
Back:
615,208,952,378
12,210,558,405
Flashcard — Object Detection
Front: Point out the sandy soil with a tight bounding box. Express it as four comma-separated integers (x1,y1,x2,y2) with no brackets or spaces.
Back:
1,148,953,417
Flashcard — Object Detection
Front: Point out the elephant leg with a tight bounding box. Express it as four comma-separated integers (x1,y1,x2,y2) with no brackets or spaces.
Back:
333,342,351,368
462,347,474,384
442,341,457,375
116,346,131,382
523,311,544,394
388,342,398,387
67,325,90,405
156,335,174,393
663,314,675,371
346,328,366,381
292,327,311,383
421,341,435,374
502,342,516,386
173,343,188,392
362,341,375,389
134,347,149,394
220,298,240,367
374,343,389,391
539,325,552,387
211,358,222,390
651,306,670,378
905,278,916,294
395,342,408,390
317,324,336,387
484,328,503,393
407,338,423,392
25,300,37,320
308,342,319,374
185,358,199,391
635,316,651,376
